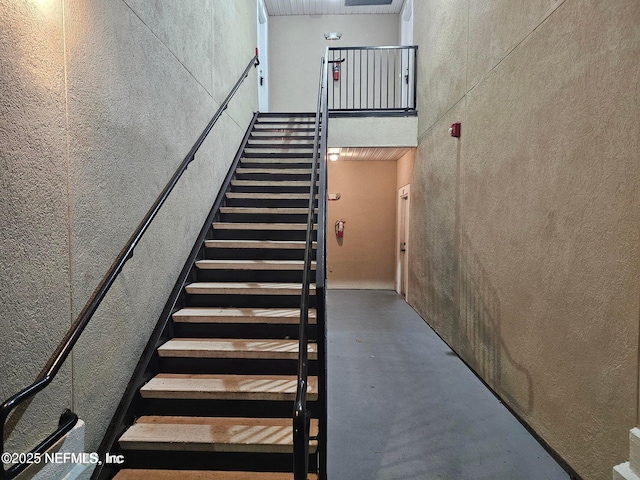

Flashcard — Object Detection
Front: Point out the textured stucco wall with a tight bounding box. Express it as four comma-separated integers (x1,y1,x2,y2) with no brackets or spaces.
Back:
328,116,417,148
396,148,415,190
0,0,73,458
1,0,256,456
407,1,640,479
269,14,399,112
327,160,397,289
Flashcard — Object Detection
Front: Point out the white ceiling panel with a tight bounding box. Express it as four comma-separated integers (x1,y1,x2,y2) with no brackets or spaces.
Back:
264,0,405,16
328,147,410,162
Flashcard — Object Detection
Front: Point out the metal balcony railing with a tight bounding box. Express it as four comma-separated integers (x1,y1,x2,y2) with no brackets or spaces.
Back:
327,46,417,115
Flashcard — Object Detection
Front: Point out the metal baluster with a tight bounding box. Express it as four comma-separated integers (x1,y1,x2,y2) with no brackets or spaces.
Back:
346,49,349,109
359,49,362,109
384,49,388,108
373,50,376,109
366,50,369,109
393,48,397,109
339,49,342,109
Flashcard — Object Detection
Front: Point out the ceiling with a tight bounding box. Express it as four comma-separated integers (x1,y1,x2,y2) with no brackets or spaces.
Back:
329,147,410,161
263,0,405,16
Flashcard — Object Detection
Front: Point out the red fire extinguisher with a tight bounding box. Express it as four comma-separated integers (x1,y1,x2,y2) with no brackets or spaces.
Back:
331,58,344,82
335,219,346,239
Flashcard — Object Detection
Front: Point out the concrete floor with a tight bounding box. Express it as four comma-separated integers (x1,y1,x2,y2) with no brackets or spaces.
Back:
327,289,568,480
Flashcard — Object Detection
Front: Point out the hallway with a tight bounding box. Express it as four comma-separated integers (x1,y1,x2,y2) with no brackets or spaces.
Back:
327,290,568,480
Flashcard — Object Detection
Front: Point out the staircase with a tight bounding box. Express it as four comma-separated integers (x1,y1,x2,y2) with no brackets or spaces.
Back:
109,113,322,480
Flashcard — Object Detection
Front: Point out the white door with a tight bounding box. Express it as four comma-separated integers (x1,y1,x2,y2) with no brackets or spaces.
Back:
396,185,410,298
257,0,269,112
400,0,414,109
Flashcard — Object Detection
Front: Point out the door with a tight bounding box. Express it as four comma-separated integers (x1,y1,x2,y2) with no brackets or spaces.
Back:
257,0,269,112
396,185,410,298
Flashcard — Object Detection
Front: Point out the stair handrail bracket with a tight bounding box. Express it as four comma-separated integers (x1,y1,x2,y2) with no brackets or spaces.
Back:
293,53,329,480
0,54,259,480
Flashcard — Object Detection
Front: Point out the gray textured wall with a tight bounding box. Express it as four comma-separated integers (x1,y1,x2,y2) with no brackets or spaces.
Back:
0,0,257,455
269,14,399,112
407,1,640,479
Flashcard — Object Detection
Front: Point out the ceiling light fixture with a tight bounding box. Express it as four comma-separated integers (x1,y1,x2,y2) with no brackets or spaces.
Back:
329,153,339,161
324,32,342,41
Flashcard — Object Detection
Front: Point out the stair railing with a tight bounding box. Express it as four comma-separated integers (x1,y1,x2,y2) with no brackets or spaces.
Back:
0,54,259,480
294,52,329,480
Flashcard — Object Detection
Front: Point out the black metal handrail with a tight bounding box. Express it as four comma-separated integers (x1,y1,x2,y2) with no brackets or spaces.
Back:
0,54,259,480
293,53,329,480
327,45,418,114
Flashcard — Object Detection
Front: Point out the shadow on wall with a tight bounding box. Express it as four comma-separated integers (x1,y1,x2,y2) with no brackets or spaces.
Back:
456,231,534,416
4,395,30,444
417,230,535,417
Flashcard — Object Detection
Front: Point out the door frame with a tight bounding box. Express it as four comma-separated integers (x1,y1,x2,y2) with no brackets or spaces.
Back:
257,0,269,112
396,184,410,299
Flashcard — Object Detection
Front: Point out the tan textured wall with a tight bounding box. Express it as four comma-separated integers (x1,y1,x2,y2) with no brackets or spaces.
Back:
396,148,415,190
407,1,640,479
327,160,397,289
269,14,399,112
0,0,256,455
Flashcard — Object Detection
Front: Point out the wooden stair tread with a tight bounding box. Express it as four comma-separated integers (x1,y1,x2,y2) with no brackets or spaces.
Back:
119,416,319,453
220,207,317,214
212,222,317,231
245,145,315,150
205,240,317,249
140,374,318,401
185,282,316,295
196,260,316,270
248,134,314,138
240,157,314,163
172,307,316,324
226,192,313,200
250,135,315,140
236,168,312,175
114,471,318,480
252,131,315,135
158,338,317,359
243,152,314,159
245,141,314,146
255,122,315,126
231,180,316,186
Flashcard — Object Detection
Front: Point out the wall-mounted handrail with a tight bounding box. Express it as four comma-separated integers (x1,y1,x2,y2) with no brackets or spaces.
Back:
293,52,329,480
0,54,259,480
327,45,417,114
